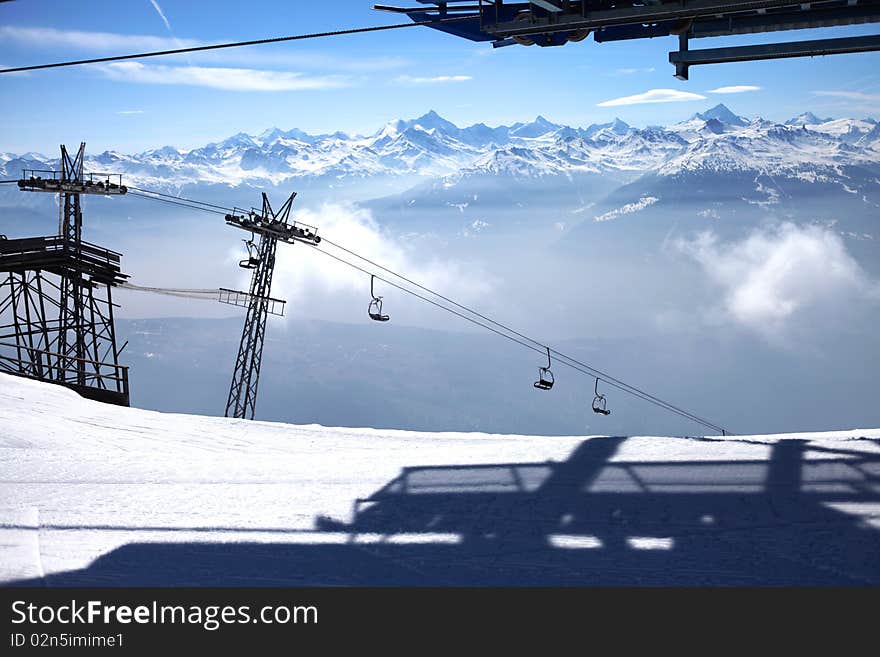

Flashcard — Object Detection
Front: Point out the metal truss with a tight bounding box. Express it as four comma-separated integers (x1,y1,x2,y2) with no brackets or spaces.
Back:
224,192,320,420
0,144,130,406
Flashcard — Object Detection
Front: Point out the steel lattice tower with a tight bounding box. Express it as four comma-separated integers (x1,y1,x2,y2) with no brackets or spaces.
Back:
224,192,320,419
58,144,91,387
0,143,130,405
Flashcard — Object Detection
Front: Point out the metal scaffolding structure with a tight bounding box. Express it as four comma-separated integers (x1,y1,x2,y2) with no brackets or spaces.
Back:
0,143,131,406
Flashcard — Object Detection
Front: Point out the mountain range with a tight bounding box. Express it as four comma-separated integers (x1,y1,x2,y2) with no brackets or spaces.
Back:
2,104,879,251
2,104,878,190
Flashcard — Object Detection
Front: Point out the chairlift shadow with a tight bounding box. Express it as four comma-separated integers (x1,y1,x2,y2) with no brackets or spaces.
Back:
10,436,880,586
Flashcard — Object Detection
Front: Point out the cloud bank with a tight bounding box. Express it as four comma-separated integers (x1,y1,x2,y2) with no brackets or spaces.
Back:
676,223,878,335
97,62,350,92
394,75,473,85
0,25,200,53
597,88,706,107
813,90,880,102
614,67,656,75
267,204,493,318
707,85,761,94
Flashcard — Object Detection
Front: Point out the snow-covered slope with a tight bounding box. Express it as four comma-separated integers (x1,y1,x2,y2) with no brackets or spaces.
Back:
1,373,878,586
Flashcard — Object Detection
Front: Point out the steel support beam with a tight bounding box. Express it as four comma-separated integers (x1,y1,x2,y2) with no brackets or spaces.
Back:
670,33,880,78
486,0,822,36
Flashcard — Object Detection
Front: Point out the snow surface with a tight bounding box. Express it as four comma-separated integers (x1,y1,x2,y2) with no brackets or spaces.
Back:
1,373,878,586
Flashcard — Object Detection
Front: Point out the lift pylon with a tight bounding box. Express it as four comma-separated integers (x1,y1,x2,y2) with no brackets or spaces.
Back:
223,192,320,420
0,143,131,405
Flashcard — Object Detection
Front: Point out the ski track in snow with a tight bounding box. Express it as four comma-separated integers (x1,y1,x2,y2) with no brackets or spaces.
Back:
0,373,878,586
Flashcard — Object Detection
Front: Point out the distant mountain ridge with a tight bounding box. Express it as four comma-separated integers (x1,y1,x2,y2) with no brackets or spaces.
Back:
2,105,879,231
4,104,877,192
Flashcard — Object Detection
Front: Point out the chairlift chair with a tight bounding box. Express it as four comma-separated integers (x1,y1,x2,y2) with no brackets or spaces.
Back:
534,347,554,390
592,378,611,415
239,237,260,269
368,275,390,322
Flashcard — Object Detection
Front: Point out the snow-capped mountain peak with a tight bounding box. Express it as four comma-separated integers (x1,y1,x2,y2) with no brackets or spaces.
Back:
376,119,409,139
695,103,749,127
609,118,631,135
144,145,181,159
411,110,459,135
583,118,632,139
785,111,831,126
213,132,258,150
510,115,562,138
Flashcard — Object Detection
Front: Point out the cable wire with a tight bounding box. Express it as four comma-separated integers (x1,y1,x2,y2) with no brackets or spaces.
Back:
312,245,732,435
120,283,219,294
128,187,234,213
314,246,547,356
119,282,221,300
127,190,229,216
0,16,475,75
122,184,733,434
319,237,729,433
323,236,547,351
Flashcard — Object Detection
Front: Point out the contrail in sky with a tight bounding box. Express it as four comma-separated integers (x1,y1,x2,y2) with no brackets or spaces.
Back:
148,1,194,66
149,1,173,33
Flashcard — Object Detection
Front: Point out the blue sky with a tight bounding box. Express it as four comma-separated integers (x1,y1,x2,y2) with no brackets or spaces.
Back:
1,0,879,152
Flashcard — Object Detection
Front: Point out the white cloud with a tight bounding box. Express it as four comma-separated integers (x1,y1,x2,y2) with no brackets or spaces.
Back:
597,88,706,107
813,90,880,102
614,67,655,75
707,85,761,94
117,109,145,115
0,25,200,52
676,223,878,334
394,75,473,85
269,204,492,314
243,53,407,73
593,196,658,222
97,62,350,92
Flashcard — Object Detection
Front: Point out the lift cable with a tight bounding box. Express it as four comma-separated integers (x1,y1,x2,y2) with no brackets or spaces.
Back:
319,236,729,434
315,247,566,357
119,185,733,435
0,15,475,75
312,245,732,435
127,190,229,216
118,282,222,300
127,187,234,213
323,237,546,347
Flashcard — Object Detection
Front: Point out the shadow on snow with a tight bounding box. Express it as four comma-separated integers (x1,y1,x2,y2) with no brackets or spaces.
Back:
9,436,880,586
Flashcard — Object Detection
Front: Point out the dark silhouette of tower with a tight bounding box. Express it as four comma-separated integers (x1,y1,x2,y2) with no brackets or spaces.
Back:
223,192,320,419
0,143,130,405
